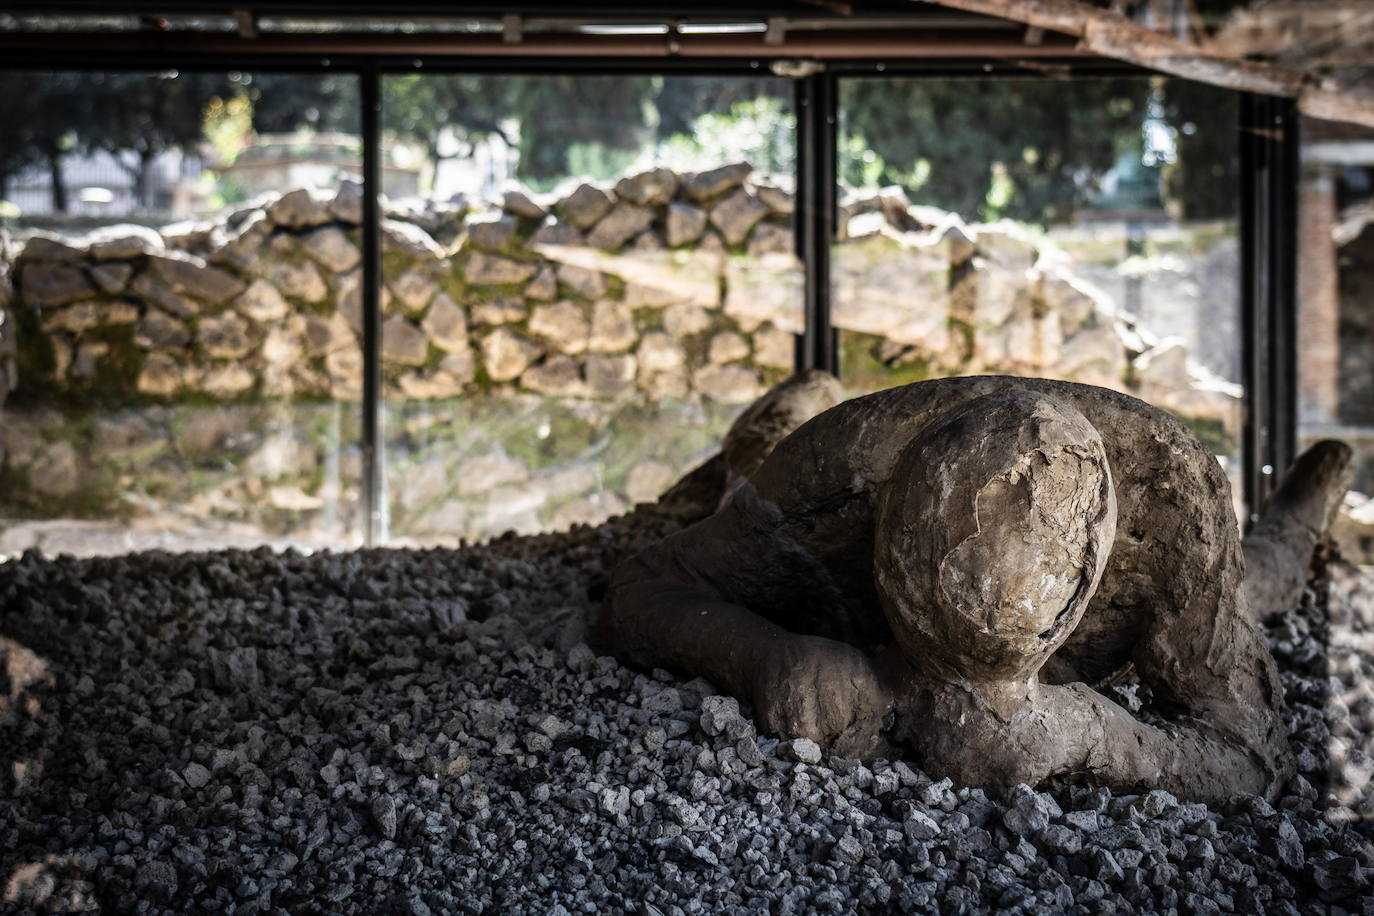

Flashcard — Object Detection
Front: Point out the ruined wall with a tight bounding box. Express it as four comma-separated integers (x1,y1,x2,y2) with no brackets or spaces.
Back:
0,162,1242,546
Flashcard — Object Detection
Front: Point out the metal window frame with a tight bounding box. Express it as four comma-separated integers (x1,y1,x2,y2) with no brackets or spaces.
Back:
0,47,1298,541
1240,92,1301,523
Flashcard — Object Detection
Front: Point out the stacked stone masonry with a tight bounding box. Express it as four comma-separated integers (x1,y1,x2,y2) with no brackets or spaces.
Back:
1,165,1238,418
0,162,1266,546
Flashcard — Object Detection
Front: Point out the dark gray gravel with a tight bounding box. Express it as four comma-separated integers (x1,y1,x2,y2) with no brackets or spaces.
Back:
2,508,1374,914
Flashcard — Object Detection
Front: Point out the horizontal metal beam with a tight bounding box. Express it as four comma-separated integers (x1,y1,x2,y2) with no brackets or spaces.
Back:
0,28,1090,62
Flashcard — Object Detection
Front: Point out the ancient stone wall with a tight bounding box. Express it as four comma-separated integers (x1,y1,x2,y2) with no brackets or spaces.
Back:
0,162,1246,546
2,163,1238,418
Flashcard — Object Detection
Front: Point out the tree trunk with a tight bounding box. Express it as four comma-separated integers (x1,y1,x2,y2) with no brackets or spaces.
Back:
47,149,68,214
134,150,154,210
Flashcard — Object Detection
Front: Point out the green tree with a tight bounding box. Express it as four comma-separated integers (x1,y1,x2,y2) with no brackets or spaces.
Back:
0,73,48,206
1158,79,1240,221
246,73,360,135
382,74,517,186
838,78,1150,223
651,76,786,139
0,72,95,213
507,76,656,185
78,71,231,209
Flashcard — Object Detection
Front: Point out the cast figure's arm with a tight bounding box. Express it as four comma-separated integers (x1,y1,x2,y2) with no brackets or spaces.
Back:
598,513,894,758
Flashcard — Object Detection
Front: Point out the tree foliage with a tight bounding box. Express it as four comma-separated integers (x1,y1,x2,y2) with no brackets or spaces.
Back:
78,72,232,207
0,68,1234,224
245,73,360,136
838,78,1152,223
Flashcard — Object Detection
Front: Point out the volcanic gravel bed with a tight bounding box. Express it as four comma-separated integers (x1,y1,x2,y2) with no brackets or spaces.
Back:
2,506,1374,914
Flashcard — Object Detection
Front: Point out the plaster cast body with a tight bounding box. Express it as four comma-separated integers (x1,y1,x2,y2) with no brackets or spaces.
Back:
600,373,1354,802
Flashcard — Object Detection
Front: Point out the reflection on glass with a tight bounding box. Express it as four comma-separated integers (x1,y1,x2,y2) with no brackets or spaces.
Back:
1298,117,1374,573
833,77,1245,520
0,71,364,555
379,75,798,545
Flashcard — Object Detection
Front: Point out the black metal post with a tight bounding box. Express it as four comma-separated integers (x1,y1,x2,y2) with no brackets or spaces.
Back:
795,70,838,375
1239,92,1300,526
360,65,385,547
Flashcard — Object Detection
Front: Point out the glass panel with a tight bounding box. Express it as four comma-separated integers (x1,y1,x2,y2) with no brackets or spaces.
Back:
0,71,364,556
834,76,1245,520
1298,117,1374,572
379,74,797,545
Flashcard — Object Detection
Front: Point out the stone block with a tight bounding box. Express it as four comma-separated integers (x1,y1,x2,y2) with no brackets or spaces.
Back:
303,312,353,356
710,190,771,247
502,190,546,220
137,352,184,395
585,202,654,251
585,353,637,398
235,278,291,322
666,203,707,247
87,224,165,260
382,219,446,258
332,181,363,224
470,298,527,326
556,183,614,229
90,263,133,295
692,365,762,404
637,332,686,373
528,222,584,249
99,302,139,325
523,265,557,302
438,348,476,384
530,301,590,353
1005,308,1063,370
556,263,606,300
682,162,751,202
747,222,794,256
41,301,102,333
723,254,804,333
300,225,361,273
267,188,333,229
630,230,665,252
148,254,246,305
203,363,255,397
615,168,678,206
382,315,429,367
199,312,255,359
1060,324,1127,382
588,300,636,353
480,328,542,382
22,262,94,308
708,330,750,364
398,370,467,400
755,184,794,216
390,269,439,313
663,303,711,337
468,216,518,252
522,355,586,398
266,260,328,303
131,271,196,318
135,311,191,350
465,253,538,286
326,348,363,399
19,234,85,262
625,460,676,503
752,323,795,370
421,292,469,352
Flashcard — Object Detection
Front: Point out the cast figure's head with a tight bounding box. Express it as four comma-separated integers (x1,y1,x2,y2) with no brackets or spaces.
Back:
875,390,1117,682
